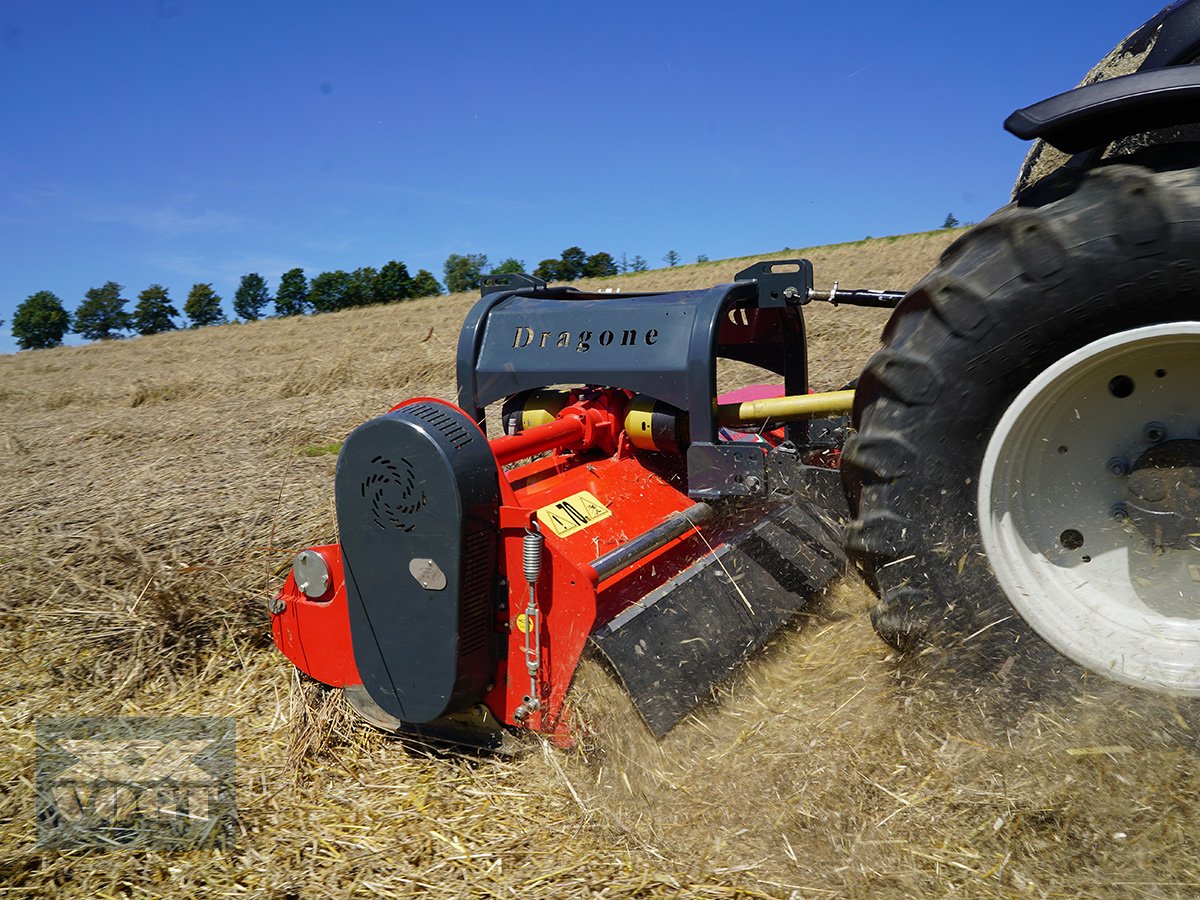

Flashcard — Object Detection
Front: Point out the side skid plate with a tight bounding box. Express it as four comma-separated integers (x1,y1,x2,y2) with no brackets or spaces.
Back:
344,685,518,754
588,500,845,737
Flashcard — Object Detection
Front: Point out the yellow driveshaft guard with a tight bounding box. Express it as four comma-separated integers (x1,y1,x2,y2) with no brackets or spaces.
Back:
716,389,855,426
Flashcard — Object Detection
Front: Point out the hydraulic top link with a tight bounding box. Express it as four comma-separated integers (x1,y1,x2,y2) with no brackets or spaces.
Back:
805,283,905,308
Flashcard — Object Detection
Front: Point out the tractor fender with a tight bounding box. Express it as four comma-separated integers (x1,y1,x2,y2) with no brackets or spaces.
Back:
1004,65,1200,154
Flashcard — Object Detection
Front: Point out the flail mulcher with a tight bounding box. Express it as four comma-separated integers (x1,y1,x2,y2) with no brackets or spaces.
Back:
274,0,1200,748
270,259,903,747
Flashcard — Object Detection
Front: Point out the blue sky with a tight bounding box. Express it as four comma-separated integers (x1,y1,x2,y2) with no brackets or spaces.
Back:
0,1,1158,352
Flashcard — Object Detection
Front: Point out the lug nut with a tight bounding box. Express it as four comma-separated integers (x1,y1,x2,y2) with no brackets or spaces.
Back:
1108,457,1130,477
1144,421,1167,443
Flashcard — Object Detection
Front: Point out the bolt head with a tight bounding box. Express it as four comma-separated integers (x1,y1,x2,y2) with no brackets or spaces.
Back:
1144,421,1167,443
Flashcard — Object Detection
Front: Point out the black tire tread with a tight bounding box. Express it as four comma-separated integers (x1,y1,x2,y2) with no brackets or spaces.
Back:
844,164,1200,663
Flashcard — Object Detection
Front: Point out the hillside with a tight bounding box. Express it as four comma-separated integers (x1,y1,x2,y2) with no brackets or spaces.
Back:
3,229,1198,897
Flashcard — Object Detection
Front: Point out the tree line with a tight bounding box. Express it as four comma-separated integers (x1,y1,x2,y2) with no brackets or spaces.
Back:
9,260,442,351
442,246,696,294
10,246,698,351
441,248,633,293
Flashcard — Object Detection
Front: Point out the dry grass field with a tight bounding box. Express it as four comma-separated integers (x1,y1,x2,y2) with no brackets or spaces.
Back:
3,230,1200,897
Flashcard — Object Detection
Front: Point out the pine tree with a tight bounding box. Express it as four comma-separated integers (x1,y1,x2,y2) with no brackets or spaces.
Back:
233,273,271,321
663,250,681,267
557,247,587,281
630,255,648,273
74,281,130,340
12,291,70,350
184,283,224,327
374,260,411,304
582,252,618,278
131,284,179,335
533,259,562,282
274,268,308,317
942,212,960,228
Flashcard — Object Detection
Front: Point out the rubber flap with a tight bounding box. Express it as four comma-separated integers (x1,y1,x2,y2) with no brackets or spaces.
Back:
589,501,844,736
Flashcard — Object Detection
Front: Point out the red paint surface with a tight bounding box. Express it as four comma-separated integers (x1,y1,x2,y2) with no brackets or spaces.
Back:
271,544,361,687
271,392,765,738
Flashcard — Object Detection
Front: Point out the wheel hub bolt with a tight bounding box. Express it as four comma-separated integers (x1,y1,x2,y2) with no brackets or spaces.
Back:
1144,421,1167,443
1111,502,1129,521
1108,457,1131,476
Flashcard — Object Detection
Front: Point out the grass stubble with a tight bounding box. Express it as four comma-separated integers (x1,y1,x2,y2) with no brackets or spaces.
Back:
2,232,1198,898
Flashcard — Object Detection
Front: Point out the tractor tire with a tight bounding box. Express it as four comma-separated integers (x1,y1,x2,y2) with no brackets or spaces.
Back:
1012,19,1155,199
843,163,1200,694
1012,4,1200,201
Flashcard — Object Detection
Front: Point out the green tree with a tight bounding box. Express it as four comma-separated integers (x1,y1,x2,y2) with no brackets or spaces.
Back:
274,268,308,317
663,250,681,268
342,267,378,308
696,253,709,263
443,253,488,293
558,247,587,281
630,255,648,273
12,290,70,350
583,252,617,278
374,260,411,304
491,258,525,275
131,284,179,335
233,272,271,321
943,212,960,228
184,283,224,327
308,270,353,313
74,281,130,340
533,258,562,282
408,269,443,298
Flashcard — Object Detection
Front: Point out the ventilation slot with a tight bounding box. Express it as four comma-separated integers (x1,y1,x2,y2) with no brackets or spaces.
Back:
404,403,475,450
361,455,424,531
458,529,494,659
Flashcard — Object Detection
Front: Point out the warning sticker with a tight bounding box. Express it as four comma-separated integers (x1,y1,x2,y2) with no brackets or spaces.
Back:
536,490,613,538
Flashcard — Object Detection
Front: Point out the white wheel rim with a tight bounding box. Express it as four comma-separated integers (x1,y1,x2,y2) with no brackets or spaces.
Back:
978,323,1200,694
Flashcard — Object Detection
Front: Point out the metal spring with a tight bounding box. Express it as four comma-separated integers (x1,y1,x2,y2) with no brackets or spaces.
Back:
522,527,543,585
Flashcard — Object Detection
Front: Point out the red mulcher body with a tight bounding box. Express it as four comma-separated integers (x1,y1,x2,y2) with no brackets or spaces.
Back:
270,261,902,748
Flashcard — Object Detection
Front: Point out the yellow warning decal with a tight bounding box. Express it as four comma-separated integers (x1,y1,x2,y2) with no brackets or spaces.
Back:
536,490,613,538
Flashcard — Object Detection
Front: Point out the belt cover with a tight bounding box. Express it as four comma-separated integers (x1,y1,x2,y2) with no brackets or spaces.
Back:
336,402,499,725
